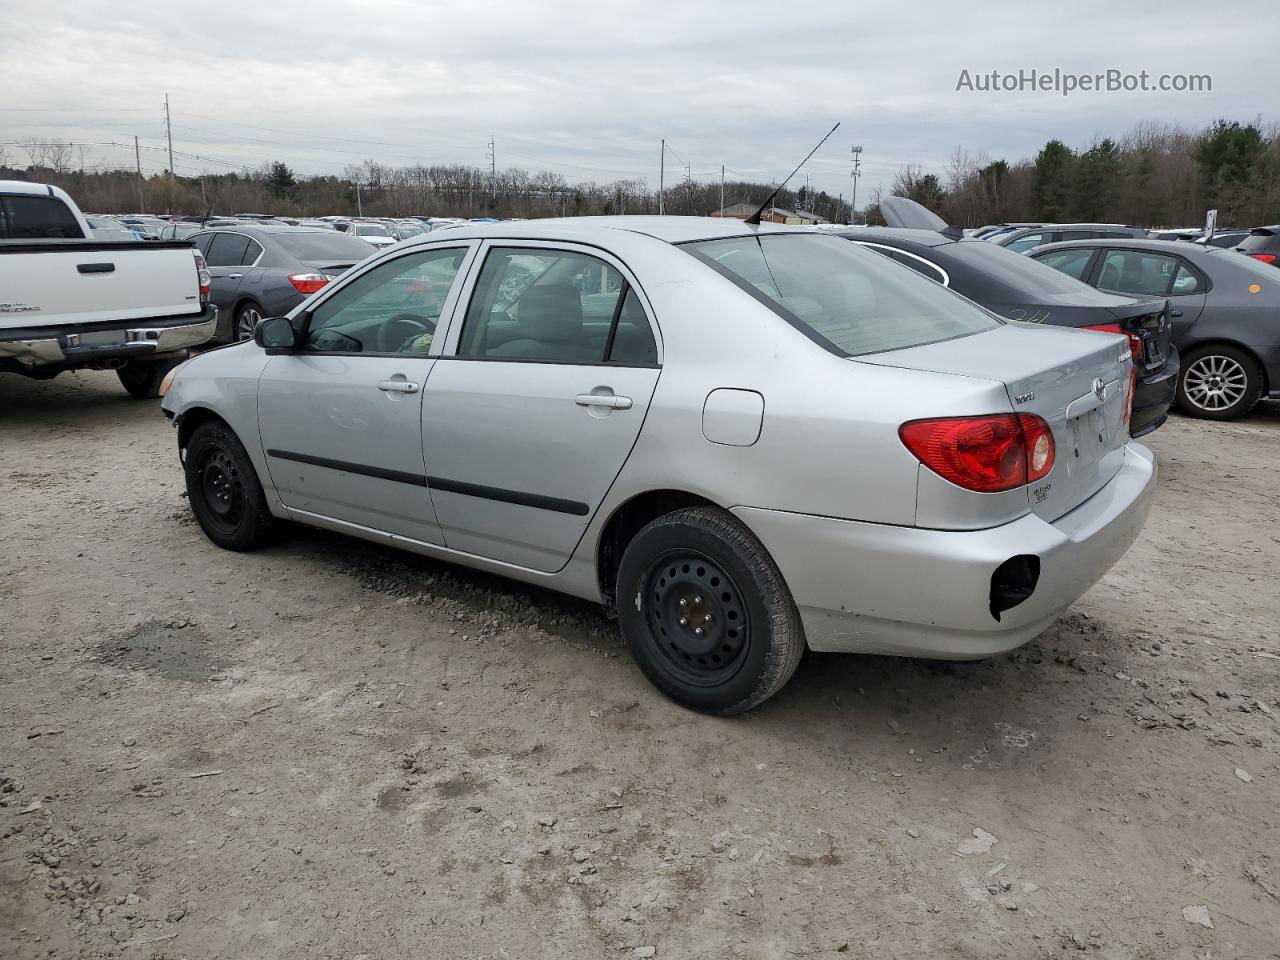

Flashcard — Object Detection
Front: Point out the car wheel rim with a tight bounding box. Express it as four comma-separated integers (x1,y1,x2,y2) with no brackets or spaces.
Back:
236,307,261,341
644,551,750,687
198,448,244,531
1184,355,1247,411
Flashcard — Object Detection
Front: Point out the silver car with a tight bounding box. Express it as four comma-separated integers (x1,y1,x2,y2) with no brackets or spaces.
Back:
160,217,1156,714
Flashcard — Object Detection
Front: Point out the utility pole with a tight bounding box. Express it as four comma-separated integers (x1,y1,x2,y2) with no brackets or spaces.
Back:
850,145,863,225
658,139,665,215
164,94,175,178
486,135,496,208
133,136,145,213
355,179,363,216
720,165,725,215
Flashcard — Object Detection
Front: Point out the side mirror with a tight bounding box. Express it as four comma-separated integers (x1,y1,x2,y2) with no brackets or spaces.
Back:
254,315,299,353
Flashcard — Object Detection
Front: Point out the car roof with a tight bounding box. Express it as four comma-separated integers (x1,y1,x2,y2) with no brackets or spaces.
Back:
1030,237,1218,255
397,215,806,247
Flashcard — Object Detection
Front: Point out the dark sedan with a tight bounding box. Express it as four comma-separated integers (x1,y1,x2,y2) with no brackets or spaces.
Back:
1031,238,1280,419
1236,226,1280,268
836,224,1178,437
189,225,376,343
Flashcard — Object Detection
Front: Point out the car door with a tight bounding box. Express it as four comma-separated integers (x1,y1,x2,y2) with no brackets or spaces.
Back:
422,241,662,572
256,243,477,545
1091,248,1206,339
200,232,253,336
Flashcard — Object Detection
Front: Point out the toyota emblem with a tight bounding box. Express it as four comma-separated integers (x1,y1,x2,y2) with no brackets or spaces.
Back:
1092,377,1106,401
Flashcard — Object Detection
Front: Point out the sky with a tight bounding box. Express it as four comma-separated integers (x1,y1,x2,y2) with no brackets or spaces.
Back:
1,0,1275,208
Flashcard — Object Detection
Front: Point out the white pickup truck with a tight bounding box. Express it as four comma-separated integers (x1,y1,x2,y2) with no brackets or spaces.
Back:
0,180,216,397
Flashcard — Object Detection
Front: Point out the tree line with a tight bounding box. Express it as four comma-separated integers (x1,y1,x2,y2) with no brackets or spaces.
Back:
5,117,1277,227
875,118,1280,228
0,142,844,221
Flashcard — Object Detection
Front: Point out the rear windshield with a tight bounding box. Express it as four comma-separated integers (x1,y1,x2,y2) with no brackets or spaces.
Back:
275,232,377,261
0,194,84,239
354,223,391,237
684,233,1000,356
948,240,1114,298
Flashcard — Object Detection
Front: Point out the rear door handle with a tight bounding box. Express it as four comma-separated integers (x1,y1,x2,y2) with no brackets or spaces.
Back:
226,273,243,280
575,393,632,410
378,379,420,394
1169,309,1183,318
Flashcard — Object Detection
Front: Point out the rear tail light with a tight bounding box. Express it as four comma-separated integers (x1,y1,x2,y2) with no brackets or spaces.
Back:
899,413,1055,493
288,273,330,295
1248,253,1277,265
193,250,211,306
1084,322,1143,361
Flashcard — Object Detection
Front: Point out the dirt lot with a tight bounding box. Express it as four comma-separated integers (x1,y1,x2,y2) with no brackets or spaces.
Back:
2,371,1278,960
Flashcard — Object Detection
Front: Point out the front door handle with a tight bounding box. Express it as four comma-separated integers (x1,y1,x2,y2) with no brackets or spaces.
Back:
378,379,420,394
575,393,632,410
226,273,243,280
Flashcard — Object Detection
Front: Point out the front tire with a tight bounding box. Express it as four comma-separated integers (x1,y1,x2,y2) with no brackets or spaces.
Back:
1176,345,1262,420
184,421,276,551
616,507,805,715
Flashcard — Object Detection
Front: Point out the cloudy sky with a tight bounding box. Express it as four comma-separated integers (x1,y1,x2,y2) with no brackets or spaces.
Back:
2,0,1274,206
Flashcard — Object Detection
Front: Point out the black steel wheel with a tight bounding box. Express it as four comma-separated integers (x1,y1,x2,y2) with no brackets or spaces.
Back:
616,506,804,715
184,420,276,551
645,551,751,687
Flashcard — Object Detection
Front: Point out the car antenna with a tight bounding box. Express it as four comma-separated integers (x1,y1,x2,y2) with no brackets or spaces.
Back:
744,122,841,226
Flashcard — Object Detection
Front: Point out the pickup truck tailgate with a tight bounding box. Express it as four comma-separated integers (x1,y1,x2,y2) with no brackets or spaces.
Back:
0,240,202,330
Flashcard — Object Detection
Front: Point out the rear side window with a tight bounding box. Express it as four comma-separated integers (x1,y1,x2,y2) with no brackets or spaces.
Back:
0,195,83,239
1097,250,1180,296
1005,232,1048,254
241,240,264,265
684,234,999,357
458,247,654,364
205,233,252,267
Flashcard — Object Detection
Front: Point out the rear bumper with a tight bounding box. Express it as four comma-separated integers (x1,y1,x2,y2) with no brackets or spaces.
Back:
0,305,217,369
1131,343,1178,438
734,442,1157,658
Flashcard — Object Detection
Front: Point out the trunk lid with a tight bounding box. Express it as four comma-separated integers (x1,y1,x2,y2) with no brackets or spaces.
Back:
300,260,358,278
861,322,1132,522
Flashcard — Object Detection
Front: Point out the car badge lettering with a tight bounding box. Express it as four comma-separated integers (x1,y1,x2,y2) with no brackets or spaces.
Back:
1014,391,1035,404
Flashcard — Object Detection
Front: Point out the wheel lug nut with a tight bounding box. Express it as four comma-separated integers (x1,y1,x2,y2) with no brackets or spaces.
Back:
678,598,687,607
693,595,702,605
703,614,713,624
694,627,703,636
678,617,687,627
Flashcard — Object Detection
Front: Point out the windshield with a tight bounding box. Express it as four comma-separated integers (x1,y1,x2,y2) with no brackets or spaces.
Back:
355,224,391,237
276,232,377,261
396,224,424,236
88,221,136,240
684,233,1001,357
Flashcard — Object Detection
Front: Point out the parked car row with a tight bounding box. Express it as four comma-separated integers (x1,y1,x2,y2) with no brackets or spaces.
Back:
977,219,1280,266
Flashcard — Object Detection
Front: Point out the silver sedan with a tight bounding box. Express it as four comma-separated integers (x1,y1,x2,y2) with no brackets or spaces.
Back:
160,216,1156,714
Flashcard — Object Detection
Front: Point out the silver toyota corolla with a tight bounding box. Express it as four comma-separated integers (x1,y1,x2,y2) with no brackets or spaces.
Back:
160,216,1156,714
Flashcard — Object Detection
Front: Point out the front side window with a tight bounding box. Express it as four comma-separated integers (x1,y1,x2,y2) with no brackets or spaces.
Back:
304,246,468,354
1097,250,1179,296
457,247,655,363
684,233,999,357
1035,247,1095,280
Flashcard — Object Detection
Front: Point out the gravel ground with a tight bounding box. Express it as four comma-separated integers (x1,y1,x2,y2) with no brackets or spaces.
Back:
2,371,1278,960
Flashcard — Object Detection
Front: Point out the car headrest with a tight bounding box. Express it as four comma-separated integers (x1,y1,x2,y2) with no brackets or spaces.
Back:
517,283,583,341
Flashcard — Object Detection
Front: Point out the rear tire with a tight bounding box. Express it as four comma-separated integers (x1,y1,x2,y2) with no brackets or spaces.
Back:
184,420,276,551
234,302,264,343
616,507,805,715
117,357,181,399
1175,345,1262,420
